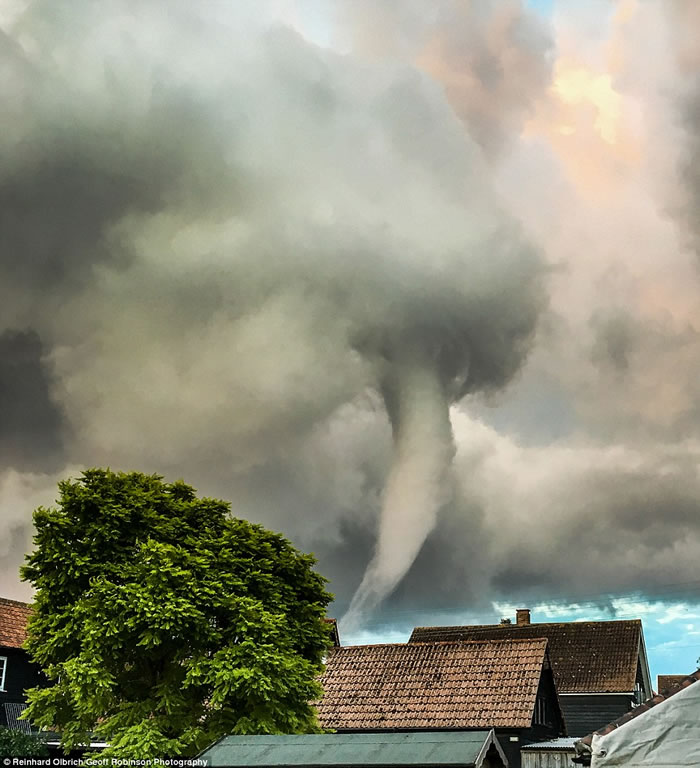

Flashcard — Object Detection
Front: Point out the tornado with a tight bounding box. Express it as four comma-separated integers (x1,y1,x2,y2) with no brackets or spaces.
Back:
0,0,546,621
343,343,458,629
342,237,543,630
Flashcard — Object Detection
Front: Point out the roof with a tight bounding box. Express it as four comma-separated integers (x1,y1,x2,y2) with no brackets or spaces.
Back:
317,638,550,730
576,669,700,751
0,597,32,648
198,731,506,767
410,620,642,693
521,737,577,752
657,674,687,694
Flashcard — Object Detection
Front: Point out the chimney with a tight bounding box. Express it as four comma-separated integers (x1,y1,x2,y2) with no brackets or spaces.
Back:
516,609,531,626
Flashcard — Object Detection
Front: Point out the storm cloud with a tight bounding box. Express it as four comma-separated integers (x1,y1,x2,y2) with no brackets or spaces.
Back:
0,0,544,612
2,0,700,638
0,329,66,471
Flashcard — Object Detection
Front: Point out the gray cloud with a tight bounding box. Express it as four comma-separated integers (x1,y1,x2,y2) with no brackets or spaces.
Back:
0,0,545,625
661,2,700,261
679,88,700,257
590,311,635,373
333,0,552,154
0,329,66,472
3,0,700,642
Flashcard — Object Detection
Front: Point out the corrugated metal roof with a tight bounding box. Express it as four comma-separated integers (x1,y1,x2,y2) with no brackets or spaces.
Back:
521,738,577,751
198,731,500,767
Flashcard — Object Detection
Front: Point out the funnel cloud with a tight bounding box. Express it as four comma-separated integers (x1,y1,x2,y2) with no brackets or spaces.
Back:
1,0,700,648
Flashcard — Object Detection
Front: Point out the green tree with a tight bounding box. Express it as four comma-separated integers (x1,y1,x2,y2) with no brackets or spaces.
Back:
21,469,333,759
0,727,49,757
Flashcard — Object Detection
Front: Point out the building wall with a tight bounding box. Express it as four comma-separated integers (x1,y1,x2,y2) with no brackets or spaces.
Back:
495,729,526,768
0,647,44,726
535,666,565,736
559,694,632,737
521,751,575,768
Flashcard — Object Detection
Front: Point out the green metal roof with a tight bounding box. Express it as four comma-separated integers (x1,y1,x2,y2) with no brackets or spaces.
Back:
198,730,504,767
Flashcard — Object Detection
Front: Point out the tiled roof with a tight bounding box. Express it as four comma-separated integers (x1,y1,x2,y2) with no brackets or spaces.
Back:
577,669,700,749
0,597,32,648
317,638,549,730
410,620,641,693
657,674,687,694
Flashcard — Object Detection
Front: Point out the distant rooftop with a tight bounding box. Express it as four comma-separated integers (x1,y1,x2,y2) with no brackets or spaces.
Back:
0,597,32,649
410,612,644,694
657,674,687,694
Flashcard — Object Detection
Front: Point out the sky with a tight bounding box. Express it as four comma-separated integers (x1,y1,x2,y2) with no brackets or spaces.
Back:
1,0,700,683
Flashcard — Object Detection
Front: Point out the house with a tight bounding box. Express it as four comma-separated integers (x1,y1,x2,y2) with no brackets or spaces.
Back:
199,731,509,767
573,668,700,766
317,638,565,768
0,597,43,733
410,609,653,737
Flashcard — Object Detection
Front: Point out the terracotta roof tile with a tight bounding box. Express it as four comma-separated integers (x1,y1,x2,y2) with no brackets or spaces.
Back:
657,674,687,694
578,668,700,748
410,620,641,693
317,638,549,730
0,597,32,648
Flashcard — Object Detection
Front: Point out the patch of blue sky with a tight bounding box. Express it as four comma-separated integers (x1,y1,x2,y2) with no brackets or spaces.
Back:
294,0,334,48
341,627,410,647
525,0,554,17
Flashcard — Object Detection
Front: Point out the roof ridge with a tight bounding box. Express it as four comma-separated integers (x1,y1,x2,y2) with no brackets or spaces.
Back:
413,619,641,629
334,637,549,650
0,596,32,608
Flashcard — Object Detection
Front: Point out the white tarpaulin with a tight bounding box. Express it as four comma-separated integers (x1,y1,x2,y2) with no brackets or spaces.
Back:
591,680,700,766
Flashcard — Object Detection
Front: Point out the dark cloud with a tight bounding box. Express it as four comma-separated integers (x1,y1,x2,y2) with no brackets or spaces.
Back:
384,493,490,614
459,420,700,610
315,518,378,616
590,311,635,373
0,329,66,472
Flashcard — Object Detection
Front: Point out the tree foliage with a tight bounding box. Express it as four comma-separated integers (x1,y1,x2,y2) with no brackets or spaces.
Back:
21,469,334,758
0,727,49,757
